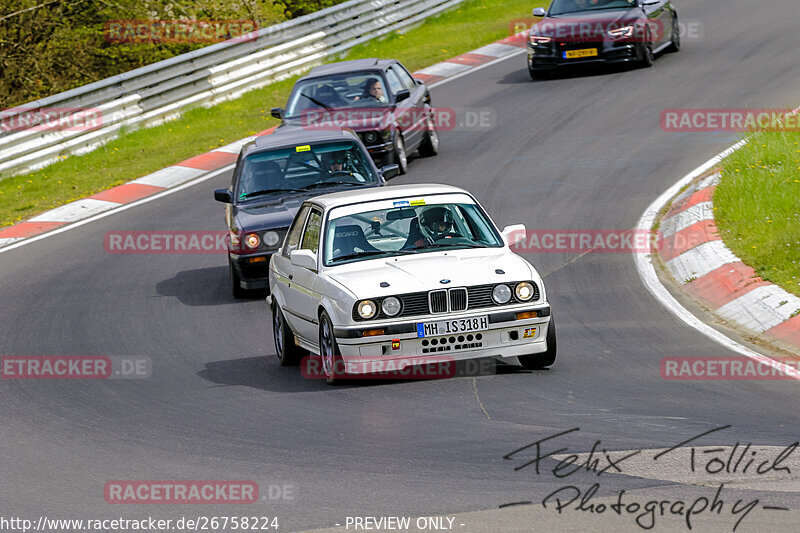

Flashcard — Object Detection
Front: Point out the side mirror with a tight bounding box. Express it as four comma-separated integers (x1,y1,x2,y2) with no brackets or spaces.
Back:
414,78,425,86
395,89,411,103
532,7,546,16
381,164,400,180
501,224,526,246
290,249,318,271
214,188,233,203
271,107,284,119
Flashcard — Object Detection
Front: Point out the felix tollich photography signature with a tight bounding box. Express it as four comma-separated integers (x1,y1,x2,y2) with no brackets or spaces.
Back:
501,426,797,531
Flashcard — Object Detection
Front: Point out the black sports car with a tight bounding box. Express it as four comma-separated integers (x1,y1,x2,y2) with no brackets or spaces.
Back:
527,0,679,78
271,58,439,175
214,127,397,298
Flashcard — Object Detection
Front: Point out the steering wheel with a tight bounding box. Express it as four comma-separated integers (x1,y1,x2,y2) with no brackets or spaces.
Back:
432,231,463,241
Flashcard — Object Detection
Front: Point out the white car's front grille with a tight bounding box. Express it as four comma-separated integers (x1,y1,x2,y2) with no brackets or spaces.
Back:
351,282,539,321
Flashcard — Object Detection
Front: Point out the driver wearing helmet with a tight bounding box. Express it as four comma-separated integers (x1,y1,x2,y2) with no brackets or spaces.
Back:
324,150,365,182
418,206,458,242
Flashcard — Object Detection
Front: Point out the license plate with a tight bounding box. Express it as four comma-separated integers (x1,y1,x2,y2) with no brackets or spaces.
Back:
417,315,489,338
564,48,598,59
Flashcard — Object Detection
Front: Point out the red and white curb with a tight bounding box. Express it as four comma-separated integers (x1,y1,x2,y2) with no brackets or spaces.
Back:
656,170,800,352
0,34,526,252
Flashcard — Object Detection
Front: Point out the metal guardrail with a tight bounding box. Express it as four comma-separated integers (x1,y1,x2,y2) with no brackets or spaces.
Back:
0,0,466,178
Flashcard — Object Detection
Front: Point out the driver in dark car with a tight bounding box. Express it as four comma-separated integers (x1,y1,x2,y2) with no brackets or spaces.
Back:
325,151,365,182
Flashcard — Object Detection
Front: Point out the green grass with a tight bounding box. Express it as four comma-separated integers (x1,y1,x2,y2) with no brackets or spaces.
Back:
0,0,542,227
714,130,800,297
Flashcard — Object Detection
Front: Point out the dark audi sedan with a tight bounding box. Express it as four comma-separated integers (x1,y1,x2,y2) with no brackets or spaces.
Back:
214,127,397,298
271,58,439,175
527,0,679,78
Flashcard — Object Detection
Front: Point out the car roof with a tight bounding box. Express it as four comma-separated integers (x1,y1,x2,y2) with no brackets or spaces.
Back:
243,126,359,156
300,58,396,81
309,184,472,210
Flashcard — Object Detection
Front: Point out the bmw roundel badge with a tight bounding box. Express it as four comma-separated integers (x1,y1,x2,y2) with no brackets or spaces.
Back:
440,279,451,284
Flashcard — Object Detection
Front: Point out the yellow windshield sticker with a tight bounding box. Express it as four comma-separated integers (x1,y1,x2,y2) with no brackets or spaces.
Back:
410,199,426,206
295,145,311,152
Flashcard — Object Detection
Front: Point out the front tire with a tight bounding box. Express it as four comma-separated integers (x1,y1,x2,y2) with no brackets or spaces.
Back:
666,15,681,53
272,304,303,366
229,260,246,299
519,317,557,370
639,34,654,68
418,116,439,157
319,311,344,385
393,135,408,175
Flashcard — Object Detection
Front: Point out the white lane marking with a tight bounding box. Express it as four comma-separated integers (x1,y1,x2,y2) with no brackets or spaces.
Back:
132,165,206,188
659,201,714,238
416,61,472,77
633,138,800,381
29,199,119,223
665,240,740,282
471,42,523,58
717,286,800,333
213,136,258,154
0,238,23,247
427,48,527,89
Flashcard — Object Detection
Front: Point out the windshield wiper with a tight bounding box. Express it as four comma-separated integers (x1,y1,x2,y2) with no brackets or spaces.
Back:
241,188,307,199
298,92,332,110
303,181,365,190
426,242,487,249
333,249,418,262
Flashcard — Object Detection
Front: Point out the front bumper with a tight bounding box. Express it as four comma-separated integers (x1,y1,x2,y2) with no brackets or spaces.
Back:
363,140,394,167
528,41,643,70
230,251,275,289
333,306,551,374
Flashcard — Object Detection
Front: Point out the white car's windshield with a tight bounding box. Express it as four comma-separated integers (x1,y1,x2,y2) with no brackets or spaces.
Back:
285,72,390,118
235,141,376,201
323,201,503,265
549,0,636,16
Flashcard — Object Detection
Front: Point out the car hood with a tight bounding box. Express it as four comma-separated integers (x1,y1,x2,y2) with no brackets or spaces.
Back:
327,248,540,299
535,8,641,39
284,107,396,132
233,195,306,232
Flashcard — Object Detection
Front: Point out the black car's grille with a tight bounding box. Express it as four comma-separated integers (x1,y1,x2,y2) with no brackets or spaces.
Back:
352,282,540,321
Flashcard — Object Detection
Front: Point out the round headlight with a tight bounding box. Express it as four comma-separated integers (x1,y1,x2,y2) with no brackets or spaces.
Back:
515,282,535,301
381,297,401,317
364,132,378,144
244,233,260,249
357,300,378,319
492,284,512,304
263,231,280,247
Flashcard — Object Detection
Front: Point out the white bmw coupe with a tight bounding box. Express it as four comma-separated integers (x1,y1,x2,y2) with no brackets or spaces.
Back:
268,184,556,384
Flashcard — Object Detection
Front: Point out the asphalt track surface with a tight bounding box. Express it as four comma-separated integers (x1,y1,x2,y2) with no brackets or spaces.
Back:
2,0,800,531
